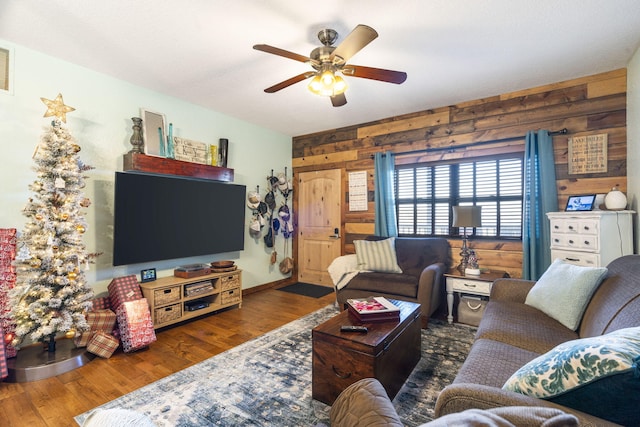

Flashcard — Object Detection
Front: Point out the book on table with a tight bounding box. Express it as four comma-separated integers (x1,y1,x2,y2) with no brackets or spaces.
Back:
346,296,401,323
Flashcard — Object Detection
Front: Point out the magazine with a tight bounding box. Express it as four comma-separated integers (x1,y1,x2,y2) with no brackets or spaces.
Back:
346,296,400,322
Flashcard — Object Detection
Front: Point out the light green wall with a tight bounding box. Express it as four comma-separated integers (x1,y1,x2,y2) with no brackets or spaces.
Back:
628,45,640,253
0,39,293,294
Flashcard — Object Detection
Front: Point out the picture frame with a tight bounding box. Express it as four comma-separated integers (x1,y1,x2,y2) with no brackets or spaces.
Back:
565,194,596,212
0,43,15,95
141,267,157,283
140,108,166,157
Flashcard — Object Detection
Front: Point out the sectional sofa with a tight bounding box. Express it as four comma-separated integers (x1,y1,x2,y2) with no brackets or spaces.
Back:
330,255,640,426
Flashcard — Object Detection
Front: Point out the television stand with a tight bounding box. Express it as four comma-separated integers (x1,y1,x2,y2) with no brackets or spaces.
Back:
139,270,242,329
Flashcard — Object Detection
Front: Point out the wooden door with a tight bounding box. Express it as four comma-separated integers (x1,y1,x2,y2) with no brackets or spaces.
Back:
297,169,342,286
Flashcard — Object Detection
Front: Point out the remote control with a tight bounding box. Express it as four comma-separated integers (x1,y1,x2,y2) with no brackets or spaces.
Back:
340,325,368,333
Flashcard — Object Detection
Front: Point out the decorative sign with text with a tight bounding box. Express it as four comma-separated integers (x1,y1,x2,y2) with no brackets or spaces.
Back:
348,171,368,211
568,133,608,174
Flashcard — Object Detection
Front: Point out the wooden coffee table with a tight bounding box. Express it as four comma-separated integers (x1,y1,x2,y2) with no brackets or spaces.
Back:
312,299,421,405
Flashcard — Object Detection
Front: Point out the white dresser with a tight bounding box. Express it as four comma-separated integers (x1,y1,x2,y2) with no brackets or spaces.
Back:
546,210,635,267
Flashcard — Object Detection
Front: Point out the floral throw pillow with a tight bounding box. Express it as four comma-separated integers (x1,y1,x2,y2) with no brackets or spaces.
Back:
503,326,640,425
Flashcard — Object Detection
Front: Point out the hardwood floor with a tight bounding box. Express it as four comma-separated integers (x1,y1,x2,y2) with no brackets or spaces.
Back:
0,287,337,427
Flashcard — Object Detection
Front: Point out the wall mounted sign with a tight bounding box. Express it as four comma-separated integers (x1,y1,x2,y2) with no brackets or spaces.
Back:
348,171,368,211
568,133,608,174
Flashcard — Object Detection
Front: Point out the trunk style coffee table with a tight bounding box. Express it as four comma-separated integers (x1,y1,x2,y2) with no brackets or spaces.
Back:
312,300,421,405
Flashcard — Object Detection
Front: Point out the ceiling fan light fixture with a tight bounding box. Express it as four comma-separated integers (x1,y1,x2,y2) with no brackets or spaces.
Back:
307,70,347,97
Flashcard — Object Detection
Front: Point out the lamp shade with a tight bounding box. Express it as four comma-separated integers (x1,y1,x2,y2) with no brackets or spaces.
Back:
452,205,482,228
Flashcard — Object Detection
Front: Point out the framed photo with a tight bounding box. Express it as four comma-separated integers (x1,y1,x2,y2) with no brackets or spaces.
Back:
141,267,157,283
140,108,166,157
565,194,596,212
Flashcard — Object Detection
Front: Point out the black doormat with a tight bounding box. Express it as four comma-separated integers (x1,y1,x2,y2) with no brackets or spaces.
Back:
277,282,334,298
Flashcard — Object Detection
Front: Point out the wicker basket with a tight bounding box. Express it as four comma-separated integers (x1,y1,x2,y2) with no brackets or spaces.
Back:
220,274,240,291
155,303,182,325
221,289,240,305
154,286,181,306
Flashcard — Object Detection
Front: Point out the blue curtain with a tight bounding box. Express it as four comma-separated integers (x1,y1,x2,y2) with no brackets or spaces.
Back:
522,130,558,280
374,151,398,237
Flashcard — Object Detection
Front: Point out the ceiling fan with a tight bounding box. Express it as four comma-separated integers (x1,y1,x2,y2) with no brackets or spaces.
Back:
253,24,407,107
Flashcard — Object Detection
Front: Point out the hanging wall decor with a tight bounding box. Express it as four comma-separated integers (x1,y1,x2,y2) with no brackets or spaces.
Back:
247,168,294,268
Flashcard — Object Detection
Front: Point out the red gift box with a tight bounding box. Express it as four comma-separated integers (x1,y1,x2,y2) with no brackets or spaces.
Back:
108,275,143,311
0,228,17,358
91,296,111,311
87,331,119,358
74,309,117,347
0,326,7,379
116,298,156,353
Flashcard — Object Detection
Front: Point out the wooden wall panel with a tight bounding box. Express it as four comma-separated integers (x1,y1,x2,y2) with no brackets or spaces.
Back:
292,69,628,279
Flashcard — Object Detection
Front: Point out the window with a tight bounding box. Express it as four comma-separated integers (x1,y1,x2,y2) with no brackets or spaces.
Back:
395,156,523,239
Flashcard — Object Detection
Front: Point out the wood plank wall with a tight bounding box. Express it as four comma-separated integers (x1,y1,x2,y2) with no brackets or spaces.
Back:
292,69,627,278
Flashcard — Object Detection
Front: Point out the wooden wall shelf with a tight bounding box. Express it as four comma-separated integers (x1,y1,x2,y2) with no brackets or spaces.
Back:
123,152,234,182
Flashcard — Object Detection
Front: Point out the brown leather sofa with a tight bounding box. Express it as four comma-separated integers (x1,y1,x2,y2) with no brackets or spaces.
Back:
330,255,640,426
334,237,452,328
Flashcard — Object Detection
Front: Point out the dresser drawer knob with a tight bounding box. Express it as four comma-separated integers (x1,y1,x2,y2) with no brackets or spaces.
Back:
464,283,476,288
584,241,590,245
568,226,574,230
568,240,574,244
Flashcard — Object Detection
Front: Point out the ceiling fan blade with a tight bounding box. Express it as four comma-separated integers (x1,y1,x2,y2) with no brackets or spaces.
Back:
331,93,347,107
264,72,315,93
342,65,407,84
253,44,312,63
330,24,378,64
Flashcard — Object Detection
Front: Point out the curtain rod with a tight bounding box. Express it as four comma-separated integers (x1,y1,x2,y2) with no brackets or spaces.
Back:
371,128,568,159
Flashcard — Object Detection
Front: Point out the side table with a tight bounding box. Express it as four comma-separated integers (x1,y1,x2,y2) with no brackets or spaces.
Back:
444,270,508,324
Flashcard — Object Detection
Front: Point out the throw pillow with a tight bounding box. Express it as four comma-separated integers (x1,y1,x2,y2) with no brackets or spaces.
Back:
524,259,607,330
354,237,402,274
502,326,640,425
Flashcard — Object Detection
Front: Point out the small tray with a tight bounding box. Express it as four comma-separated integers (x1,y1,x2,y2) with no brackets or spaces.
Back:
210,265,238,273
211,260,235,269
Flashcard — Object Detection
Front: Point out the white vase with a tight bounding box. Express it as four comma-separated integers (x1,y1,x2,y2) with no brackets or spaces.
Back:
604,187,627,210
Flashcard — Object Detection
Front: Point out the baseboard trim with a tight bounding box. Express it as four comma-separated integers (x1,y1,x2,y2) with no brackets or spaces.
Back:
242,277,297,296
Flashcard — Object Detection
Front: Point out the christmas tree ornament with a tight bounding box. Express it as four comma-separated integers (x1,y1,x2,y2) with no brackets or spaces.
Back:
40,93,75,123
65,329,76,339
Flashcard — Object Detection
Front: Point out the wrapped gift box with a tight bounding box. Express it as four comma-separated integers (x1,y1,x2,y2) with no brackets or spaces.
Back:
0,327,7,379
87,331,119,358
74,309,117,347
108,275,143,311
116,298,156,353
91,296,111,311
0,228,17,358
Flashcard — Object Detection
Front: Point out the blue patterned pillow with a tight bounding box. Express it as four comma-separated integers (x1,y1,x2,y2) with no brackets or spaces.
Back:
503,327,640,425
354,238,402,274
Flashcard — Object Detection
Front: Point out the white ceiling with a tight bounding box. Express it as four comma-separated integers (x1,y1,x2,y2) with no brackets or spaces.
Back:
2,0,640,137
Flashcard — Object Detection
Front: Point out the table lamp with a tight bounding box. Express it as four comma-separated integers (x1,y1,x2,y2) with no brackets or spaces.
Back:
452,205,482,275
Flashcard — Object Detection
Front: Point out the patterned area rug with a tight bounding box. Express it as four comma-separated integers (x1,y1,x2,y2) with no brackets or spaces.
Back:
75,305,476,426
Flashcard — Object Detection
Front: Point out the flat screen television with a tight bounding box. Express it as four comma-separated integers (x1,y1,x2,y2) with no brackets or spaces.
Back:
113,172,246,266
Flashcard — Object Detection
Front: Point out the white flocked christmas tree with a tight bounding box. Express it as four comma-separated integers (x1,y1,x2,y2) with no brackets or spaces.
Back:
9,94,94,351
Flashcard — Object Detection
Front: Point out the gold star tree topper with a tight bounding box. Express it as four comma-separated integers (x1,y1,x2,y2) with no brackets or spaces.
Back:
41,93,75,123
